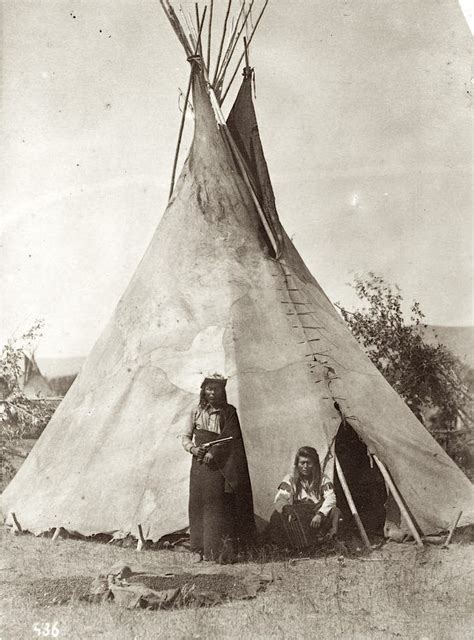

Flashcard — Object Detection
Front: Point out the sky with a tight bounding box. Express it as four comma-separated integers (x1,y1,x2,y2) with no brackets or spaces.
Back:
1,0,472,358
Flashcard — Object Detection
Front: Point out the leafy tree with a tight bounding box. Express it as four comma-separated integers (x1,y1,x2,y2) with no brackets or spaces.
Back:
337,273,471,431
0,321,57,485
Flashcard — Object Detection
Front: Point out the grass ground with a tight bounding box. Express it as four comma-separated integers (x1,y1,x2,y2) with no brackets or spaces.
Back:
0,528,472,640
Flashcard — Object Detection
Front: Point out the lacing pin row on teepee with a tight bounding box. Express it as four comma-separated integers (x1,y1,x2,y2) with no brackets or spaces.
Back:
305,351,330,358
275,260,333,387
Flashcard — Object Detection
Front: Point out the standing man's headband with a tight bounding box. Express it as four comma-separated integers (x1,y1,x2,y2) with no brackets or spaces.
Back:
201,374,227,388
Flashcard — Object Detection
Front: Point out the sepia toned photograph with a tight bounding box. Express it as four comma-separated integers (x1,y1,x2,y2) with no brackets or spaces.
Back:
1,1,473,638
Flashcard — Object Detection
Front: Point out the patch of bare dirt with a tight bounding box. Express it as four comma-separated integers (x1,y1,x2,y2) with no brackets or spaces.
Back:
23,576,92,605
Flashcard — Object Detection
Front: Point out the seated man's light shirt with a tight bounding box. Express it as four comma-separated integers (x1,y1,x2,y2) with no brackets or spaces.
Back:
274,473,336,517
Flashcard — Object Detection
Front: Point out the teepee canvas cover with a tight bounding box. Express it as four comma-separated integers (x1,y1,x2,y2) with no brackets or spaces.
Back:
2,19,473,540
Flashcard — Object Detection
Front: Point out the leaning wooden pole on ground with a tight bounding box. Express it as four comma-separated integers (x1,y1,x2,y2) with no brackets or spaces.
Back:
334,455,372,550
372,454,424,548
443,510,462,548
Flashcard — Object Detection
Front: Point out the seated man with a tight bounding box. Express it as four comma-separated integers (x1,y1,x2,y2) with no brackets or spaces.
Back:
269,445,341,549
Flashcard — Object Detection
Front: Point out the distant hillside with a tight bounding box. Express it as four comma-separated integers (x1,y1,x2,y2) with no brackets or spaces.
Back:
37,356,85,379
421,325,473,369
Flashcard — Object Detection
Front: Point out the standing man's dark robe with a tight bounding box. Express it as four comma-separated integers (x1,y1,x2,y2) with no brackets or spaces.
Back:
182,402,256,561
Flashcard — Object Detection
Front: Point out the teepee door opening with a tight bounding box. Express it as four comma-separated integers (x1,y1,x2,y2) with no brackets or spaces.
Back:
334,421,387,537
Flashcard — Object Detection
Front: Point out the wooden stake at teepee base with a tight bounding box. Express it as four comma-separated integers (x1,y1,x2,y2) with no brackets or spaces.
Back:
372,454,424,548
10,512,23,535
137,524,146,551
334,456,372,551
51,527,61,542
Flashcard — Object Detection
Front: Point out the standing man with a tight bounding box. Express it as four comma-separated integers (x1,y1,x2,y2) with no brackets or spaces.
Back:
182,375,256,562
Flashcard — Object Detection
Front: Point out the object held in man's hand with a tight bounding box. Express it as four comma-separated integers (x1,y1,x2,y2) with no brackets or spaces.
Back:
202,436,233,450
197,436,233,463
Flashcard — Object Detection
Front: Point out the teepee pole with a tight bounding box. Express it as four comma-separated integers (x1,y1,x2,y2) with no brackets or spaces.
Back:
214,1,248,86
220,0,269,104
181,7,199,51
168,6,208,199
212,0,233,88
215,2,245,84
334,456,372,550
159,0,193,56
243,35,249,68
215,0,254,91
207,0,213,72
372,454,424,548
168,74,192,200
194,3,204,59
221,1,246,65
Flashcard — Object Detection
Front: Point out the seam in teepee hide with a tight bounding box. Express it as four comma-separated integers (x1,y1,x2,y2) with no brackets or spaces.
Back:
274,259,345,432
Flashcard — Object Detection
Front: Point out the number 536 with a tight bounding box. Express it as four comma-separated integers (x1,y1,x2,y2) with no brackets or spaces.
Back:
32,622,59,637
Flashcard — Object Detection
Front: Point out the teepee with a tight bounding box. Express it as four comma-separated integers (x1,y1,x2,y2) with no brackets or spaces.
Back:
20,353,55,400
2,1,472,542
